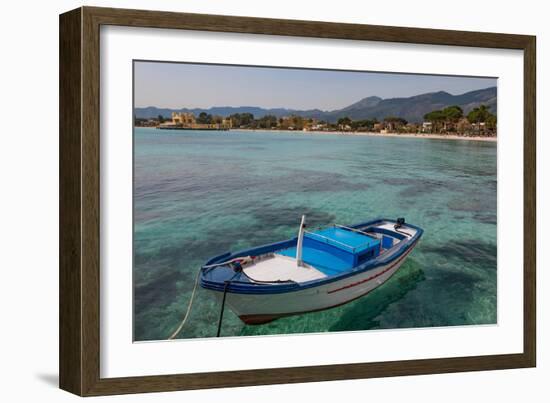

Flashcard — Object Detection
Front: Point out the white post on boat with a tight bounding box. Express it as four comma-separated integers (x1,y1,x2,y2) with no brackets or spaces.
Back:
296,215,306,267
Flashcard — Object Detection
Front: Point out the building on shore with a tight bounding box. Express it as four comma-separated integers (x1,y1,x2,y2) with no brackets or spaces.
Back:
157,112,232,130
422,121,433,133
172,112,196,126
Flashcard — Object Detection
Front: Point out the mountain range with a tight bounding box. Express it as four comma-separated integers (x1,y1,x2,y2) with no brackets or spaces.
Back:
135,86,496,123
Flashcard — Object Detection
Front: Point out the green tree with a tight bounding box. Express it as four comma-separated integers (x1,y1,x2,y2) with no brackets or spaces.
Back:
486,114,497,133
229,113,241,127
424,110,444,133
197,112,213,124
337,116,352,129
467,105,491,123
467,105,495,135
351,119,377,131
257,115,278,129
381,116,406,133
442,105,463,121
241,113,254,126
289,115,304,130
437,105,463,132
230,112,255,127
383,116,407,126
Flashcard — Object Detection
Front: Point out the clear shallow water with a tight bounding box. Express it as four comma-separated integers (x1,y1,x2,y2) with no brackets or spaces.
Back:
133,128,497,341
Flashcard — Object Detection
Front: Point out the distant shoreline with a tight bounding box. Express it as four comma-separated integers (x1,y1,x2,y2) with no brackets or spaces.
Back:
230,128,497,142
134,126,496,142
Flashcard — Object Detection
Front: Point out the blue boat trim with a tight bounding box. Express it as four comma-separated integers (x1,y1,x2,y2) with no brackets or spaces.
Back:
200,218,423,295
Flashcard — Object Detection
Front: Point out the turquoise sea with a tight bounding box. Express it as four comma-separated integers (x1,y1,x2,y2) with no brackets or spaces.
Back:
133,128,497,341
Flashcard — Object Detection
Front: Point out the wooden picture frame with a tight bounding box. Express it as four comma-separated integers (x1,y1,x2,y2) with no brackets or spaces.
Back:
59,6,536,396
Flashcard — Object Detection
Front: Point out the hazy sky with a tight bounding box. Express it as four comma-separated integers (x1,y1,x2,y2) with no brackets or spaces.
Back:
134,61,496,110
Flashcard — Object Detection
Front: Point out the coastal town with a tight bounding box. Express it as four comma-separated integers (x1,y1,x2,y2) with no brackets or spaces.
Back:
135,104,496,138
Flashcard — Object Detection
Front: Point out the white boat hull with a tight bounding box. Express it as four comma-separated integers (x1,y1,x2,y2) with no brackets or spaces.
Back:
216,244,415,324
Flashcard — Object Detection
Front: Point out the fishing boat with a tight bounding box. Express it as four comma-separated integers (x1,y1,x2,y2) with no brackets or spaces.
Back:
200,217,423,325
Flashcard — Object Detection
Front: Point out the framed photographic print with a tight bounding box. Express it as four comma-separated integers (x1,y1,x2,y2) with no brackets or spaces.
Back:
59,6,536,396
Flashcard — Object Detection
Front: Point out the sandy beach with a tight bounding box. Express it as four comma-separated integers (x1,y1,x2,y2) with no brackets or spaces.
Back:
231,128,497,142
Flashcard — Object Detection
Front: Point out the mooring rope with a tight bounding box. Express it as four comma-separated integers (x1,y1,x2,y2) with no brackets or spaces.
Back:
167,269,201,340
216,281,231,337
